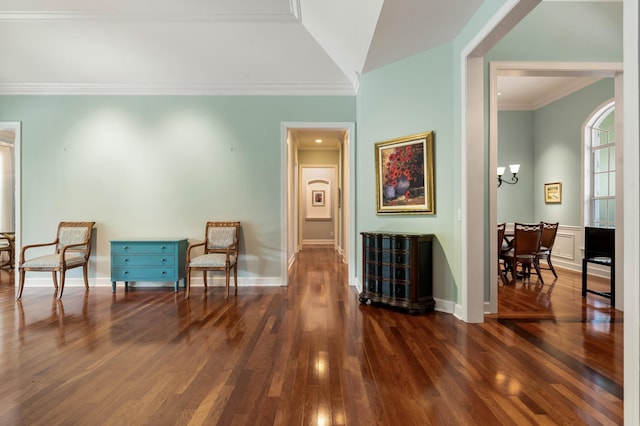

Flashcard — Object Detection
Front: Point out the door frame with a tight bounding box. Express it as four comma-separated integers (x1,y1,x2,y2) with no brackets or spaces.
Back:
0,121,21,284
487,61,624,314
281,121,356,286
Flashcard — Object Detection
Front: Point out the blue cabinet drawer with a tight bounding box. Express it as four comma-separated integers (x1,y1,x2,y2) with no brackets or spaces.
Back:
112,255,175,267
111,242,177,254
111,267,179,281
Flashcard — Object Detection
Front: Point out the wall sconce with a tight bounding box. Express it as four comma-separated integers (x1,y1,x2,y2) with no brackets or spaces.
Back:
497,164,520,187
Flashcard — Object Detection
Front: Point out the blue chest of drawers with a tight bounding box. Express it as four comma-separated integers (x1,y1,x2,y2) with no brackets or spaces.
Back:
111,239,188,292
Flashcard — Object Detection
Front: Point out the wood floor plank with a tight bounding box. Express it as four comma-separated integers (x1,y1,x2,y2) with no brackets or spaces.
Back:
0,249,623,425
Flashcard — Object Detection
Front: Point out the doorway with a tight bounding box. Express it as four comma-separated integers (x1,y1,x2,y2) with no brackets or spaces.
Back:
281,122,356,287
487,62,623,314
0,121,21,284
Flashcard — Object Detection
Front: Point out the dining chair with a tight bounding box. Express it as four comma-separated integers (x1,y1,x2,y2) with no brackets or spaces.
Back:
502,222,544,284
497,223,509,285
536,222,559,278
17,221,95,300
185,221,240,299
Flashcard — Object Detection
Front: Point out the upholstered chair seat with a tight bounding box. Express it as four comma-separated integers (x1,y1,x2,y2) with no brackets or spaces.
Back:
21,253,86,268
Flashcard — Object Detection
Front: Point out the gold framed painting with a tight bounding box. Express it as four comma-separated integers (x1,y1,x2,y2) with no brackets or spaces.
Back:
375,131,435,215
544,182,562,204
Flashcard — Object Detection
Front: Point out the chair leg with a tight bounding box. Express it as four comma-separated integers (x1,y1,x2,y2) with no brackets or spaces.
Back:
532,261,544,285
224,269,230,299
17,268,25,299
83,264,90,290
233,264,238,295
185,268,191,299
203,271,208,289
546,257,558,278
58,270,66,299
52,272,59,290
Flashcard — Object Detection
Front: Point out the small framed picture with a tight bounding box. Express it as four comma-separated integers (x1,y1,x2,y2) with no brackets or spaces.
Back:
312,190,325,206
544,182,562,204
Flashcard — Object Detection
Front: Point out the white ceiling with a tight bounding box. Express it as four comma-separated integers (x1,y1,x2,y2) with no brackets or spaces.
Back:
497,75,602,111
0,0,605,147
0,0,482,95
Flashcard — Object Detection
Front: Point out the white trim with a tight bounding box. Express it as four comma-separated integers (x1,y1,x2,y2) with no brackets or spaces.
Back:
0,82,356,96
0,11,298,23
623,0,639,421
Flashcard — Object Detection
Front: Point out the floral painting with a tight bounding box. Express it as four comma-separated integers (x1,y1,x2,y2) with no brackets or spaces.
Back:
375,131,435,214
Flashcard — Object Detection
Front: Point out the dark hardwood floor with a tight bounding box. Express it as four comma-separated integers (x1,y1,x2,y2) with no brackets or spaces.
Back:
0,249,622,425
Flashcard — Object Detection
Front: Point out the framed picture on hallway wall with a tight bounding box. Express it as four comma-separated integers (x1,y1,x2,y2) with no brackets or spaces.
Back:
375,131,435,215
312,190,325,206
544,182,562,204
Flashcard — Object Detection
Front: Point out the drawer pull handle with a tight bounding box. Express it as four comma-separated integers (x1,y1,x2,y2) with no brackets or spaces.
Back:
161,246,166,249
124,259,129,262
124,246,129,250
161,271,166,275
161,258,166,262
124,271,129,275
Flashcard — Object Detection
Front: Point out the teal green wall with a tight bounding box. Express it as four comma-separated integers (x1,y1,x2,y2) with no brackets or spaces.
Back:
497,79,615,226
356,43,458,302
497,110,535,223
487,2,623,62
1,95,355,282
533,79,615,225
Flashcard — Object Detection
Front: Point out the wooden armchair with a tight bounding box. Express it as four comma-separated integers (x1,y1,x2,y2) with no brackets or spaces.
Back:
17,222,95,300
185,221,240,299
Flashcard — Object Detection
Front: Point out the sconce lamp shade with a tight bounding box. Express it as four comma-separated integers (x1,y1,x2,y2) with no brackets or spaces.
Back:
497,163,520,187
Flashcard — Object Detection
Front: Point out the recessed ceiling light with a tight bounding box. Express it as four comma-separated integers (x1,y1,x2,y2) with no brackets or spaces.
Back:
315,139,322,143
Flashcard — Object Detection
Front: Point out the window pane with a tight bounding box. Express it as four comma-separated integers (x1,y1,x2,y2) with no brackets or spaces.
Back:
594,149,609,172
609,146,616,171
608,199,616,223
610,171,616,196
593,199,605,223
592,129,605,147
594,173,609,196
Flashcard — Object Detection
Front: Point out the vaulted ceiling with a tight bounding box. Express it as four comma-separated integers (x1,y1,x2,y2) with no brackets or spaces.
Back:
0,0,483,95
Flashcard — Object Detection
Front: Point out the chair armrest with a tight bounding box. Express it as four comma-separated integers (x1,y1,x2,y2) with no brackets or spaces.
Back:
20,241,57,263
187,241,206,261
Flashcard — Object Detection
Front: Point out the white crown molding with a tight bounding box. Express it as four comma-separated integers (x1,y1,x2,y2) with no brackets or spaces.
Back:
0,11,298,23
0,82,357,96
290,0,302,20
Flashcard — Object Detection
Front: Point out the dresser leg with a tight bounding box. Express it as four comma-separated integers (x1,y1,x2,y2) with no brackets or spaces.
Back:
111,282,116,292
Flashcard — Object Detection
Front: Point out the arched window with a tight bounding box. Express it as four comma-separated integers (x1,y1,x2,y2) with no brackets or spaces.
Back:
584,101,615,228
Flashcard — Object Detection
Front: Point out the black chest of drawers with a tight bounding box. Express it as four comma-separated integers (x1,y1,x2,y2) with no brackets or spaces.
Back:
359,232,434,314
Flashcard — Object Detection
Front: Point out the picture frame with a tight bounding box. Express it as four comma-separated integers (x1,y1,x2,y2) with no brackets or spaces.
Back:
312,190,325,206
544,182,562,204
375,131,435,214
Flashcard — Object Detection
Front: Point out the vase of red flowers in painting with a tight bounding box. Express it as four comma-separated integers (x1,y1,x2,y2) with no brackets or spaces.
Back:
381,142,424,202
